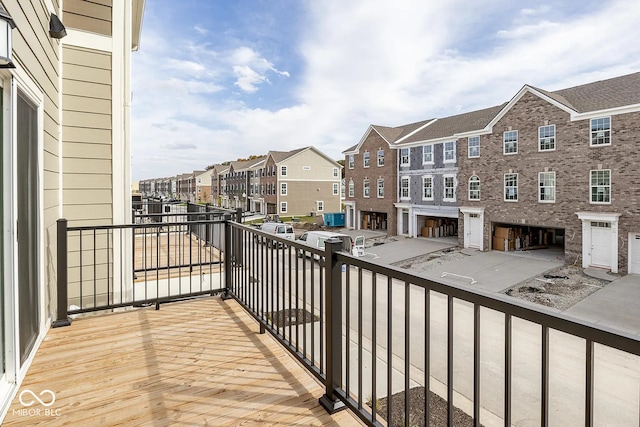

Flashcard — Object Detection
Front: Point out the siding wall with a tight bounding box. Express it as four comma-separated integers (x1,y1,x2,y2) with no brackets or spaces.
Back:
63,0,113,36
62,45,113,225
8,0,62,317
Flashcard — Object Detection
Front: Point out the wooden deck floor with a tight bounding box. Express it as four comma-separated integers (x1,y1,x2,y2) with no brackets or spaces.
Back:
3,297,362,426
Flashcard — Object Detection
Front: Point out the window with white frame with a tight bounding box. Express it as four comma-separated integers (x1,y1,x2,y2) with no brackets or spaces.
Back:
400,176,410,199
504,173,518,201
363,179,370,198
377,149,384,166
281,165,287,176
539,125,556,151
348,179,354,197
443,175,456,201
422,145,433,164
503,130,518,154
422,176,433,200
377,178,384,198
444,141,456,163
333,167,339,177
281,183,287,195
468,136,480,158
538,172,556,202
317,200,324,212
400,148,410,166
590,169,611,203
332,183,339,195
590,117,611,146
348,154,355,169
469,175,480,200
281,202,287,213
363,151,370,167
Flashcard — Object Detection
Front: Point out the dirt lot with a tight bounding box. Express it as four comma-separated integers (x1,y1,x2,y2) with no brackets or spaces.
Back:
393,247,609,311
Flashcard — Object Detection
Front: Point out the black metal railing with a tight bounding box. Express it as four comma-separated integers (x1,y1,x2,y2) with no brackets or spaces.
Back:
225,221,640,427
54,215,640,426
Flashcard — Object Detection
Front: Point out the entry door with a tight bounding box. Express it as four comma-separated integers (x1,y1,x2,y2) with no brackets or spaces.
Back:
17,91,40,365
590,221,612,268
629,233,640,274
402,211,409,235
468,213,483,248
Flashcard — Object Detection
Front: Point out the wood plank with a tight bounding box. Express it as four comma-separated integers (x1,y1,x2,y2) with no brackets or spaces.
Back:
2,298,362,426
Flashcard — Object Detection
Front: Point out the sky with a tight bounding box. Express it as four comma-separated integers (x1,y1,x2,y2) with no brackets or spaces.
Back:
131,0,640,181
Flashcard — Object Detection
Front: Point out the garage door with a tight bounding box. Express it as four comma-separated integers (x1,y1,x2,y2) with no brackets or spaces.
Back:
629,233,640,274
590,221,612,268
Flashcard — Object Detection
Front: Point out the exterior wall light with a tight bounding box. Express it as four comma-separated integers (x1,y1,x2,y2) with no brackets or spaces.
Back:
0,4,16,68
49,13,67,39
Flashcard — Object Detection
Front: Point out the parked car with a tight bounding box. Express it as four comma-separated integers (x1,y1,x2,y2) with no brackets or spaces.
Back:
255,222,295,247
297,231,353,260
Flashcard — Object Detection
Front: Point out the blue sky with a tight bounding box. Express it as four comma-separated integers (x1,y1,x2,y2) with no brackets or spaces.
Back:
131,0,640,181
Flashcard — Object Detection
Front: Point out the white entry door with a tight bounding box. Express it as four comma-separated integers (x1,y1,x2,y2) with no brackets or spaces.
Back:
629,233,640,274
590,221,612,268
468,213,483,248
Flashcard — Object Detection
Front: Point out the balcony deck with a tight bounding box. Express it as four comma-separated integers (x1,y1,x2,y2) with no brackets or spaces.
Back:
3,297,361,426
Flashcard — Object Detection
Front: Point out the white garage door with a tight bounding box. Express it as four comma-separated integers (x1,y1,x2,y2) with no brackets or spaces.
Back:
590,221,612,268
629,233,640,274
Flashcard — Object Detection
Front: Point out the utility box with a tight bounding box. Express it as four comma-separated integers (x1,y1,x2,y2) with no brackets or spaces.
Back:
323,212,345,227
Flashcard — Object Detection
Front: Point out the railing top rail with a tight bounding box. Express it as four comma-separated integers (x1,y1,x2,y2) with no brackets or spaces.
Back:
336,251,640,356
67,218,227,232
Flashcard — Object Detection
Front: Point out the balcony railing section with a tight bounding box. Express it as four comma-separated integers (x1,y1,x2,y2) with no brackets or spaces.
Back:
55,215,640,427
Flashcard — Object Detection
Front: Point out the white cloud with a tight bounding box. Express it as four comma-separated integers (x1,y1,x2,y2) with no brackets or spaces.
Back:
132,0,640,181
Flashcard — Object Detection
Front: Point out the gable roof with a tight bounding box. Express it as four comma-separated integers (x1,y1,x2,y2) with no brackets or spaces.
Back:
343,118,434,154
398,104,506,144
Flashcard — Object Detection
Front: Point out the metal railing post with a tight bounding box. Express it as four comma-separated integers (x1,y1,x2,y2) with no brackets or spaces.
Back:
53,218,71,327
222,214,233,300
319,238,346,413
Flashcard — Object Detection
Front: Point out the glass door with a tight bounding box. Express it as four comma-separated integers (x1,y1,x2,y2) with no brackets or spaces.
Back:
16,90,39,365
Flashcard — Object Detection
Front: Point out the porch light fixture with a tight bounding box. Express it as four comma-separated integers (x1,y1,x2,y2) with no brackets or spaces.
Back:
0,4,16,68
49,13,66,39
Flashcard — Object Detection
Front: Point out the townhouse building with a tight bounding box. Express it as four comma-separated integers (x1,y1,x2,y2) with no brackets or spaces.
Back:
394,105,504,237
195,170,212,204
263,147,342,217
176,173,191,201
225,159,261,210
457,72,640,274
209,164,228,206
343,121,430,234
248,157,267,213
1,0,144,420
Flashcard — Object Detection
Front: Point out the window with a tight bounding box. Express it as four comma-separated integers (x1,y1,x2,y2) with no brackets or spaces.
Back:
348,155,355,169
539,125,555,151
504,173,518,201
348,179,354,197
333,167,339,177
363,179,370,198
590,117,611,146
422,176,433,200
590,169,611,203
363,151,370,167
281,183,287,195
400,176,410,199
443,175,456,201
281,202,287,213
332,183,339,195
444,141,456,163
469,175,480,200
377,149,384,166
538,172,556,202
468,136,480,158
281,166,287,176
400,148,410,166
503,130,518,154
377,179,384,198
422,145,433,164
317,201,324,212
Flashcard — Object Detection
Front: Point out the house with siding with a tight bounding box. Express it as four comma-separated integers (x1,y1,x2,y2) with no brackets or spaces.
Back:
0,0,144,421
247,157,267,213
195,170,212,204
457,72,640,274
209,164,228,206
262,147,342,217
393,105,504,237
343,120,430,234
